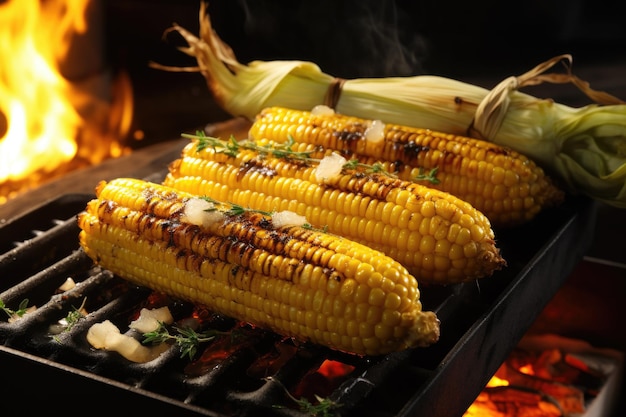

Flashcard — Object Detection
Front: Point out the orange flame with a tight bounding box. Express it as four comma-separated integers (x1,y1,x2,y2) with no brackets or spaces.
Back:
0,0,132,204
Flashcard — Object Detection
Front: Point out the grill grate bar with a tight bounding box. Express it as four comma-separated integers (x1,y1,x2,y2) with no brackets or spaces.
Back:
0,209,86,290
0,194,597,416
0,250,92,306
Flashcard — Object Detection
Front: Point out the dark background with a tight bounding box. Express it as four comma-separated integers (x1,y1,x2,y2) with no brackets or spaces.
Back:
102,0,626,144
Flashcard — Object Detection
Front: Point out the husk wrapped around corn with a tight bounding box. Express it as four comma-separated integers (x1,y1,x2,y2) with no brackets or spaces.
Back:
153,2,626,208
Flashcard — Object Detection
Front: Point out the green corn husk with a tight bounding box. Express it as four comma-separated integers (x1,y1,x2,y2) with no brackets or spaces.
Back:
154,3,626,208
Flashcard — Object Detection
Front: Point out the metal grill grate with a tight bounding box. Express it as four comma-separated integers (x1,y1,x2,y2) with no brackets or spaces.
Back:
0,193,596,416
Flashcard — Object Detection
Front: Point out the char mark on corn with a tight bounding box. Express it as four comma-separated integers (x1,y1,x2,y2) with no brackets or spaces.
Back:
248,106,565,227
77,178,441,356
164,136,506,284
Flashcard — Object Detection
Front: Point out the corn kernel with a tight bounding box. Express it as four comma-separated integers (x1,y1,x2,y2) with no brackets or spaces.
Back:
374,323,394,340
339,279,357,302
359,322,375,337
384,293,402,310
354,284,370,304
419,235,436,254
368,287,386,307
354,303,369,323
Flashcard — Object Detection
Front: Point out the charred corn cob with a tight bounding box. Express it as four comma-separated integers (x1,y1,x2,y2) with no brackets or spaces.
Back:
248,106,565,227
77,178,440,356
163,136,506,284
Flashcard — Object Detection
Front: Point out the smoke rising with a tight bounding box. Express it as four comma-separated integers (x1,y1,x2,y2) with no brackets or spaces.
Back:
210,0,430,78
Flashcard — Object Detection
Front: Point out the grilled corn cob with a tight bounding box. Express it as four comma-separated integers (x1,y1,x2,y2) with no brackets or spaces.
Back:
161,5,626,208
163,137,506,284
248,106,565,227
77,177,440,356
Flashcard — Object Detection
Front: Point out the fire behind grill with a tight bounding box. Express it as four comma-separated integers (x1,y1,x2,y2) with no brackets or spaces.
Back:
0,187,595,416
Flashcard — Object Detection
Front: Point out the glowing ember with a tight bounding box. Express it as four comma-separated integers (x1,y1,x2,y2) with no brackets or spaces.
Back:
464,335,622,417
486,375,510,388
317,359,355,380
291,359,356,402
0,0,132,204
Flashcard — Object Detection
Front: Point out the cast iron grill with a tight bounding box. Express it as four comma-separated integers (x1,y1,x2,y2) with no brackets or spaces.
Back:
0,190,596,416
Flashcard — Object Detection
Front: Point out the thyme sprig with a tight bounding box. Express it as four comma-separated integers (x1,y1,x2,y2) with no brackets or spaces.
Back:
183,132,409,180
414,167,441,184
198,195,328,233
187,132,313,161
61,297,88,332
268,376,341,417
143,321,227,360
199,195,274,217
51,298,88,342
341,158,395,177
0,298,30,319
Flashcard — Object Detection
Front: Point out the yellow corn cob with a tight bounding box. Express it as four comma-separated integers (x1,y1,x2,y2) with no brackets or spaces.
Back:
77,178,440,356
247,106,565,227
163,138,506,284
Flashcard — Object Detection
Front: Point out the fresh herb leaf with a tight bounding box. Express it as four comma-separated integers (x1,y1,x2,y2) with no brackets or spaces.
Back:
414,167,440,184
225,201,273,217
341,158,360,170
199,196,274,217
0,298,30,319
184,132,399,179
335,158,397,178
143,322,226,360
302,223,329,233
296,395,340,417
186,132,313,161
51,298,88,342
269,376,341,417
62,298,87,331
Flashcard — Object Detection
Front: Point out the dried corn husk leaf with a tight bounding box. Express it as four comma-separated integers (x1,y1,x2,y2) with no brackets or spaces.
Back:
153,2,626,208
